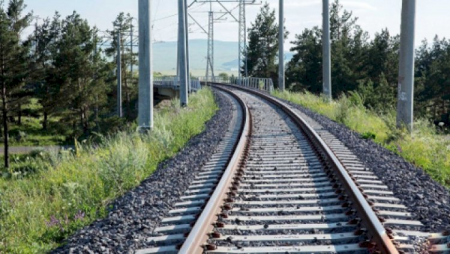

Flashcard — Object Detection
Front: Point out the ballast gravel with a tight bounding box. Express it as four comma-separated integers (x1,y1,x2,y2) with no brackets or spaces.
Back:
52,90,234,254
277,96,450,233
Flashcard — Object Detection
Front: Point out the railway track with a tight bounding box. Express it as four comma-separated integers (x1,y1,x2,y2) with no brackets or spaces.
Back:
137,84,450,254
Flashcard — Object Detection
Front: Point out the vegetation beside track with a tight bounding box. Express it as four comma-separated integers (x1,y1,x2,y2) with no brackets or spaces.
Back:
274,90,450,188
0,88,217,253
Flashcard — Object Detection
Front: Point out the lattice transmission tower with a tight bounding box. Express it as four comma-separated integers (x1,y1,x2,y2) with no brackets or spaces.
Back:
189,0,257,81
206,4,215,81
238,0,246,83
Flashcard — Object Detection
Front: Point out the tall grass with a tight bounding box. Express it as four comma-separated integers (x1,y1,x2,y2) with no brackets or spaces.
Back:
0,88,218,253
273,90,450,188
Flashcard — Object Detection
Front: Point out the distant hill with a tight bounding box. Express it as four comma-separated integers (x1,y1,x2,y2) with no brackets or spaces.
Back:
153,39,293,76
154,39,238,75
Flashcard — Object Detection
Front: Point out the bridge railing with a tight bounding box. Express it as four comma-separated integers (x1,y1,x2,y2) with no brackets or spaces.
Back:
197,76,274,93
230,77,274,93
197,77,230,84
190,78,201,91
153,77,202,92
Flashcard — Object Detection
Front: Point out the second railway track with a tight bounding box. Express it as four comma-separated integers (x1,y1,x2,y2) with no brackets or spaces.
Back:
137,84,449,254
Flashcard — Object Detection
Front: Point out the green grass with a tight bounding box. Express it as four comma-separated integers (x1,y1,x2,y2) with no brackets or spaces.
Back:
273,90,450,188
7,116,67,146
2,98,67,147
0,88,218,253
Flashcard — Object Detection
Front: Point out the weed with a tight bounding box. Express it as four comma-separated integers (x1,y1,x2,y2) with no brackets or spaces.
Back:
335,94,351,124
361,132,376,140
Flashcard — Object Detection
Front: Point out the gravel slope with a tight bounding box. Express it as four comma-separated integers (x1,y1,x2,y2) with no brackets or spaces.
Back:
52,90,234,254
278,96,450,233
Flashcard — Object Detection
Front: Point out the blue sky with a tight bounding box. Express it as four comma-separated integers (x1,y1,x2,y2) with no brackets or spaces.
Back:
21,0,450,48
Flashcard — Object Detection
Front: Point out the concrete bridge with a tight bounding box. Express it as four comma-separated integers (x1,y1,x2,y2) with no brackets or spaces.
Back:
154,77,274,99
154,77,201,99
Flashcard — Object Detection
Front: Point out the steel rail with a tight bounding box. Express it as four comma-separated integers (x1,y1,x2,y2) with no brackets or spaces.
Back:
212,83,400,254
178,86,251,254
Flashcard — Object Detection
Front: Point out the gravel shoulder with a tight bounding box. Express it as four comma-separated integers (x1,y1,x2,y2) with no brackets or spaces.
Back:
277,96,450,233
52,89,234,254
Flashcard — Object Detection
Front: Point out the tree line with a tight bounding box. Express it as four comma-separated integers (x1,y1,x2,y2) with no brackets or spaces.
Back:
243,0,450,125
0,0,137,168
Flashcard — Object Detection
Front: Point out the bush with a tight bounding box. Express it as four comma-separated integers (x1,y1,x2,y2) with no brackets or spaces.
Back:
335,94,351,124
9,129,27,142
16,131,27,142
218,72,229,80
361,132,376,140
356,74,396,113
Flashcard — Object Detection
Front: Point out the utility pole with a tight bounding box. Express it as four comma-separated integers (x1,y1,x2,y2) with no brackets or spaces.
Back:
238,0,246,84
397,0,416,131
322,0,332,100
206,4,215,82
130,24,134,82
185,0,191,92
191,0,256,83
177,30,180,78
190,0,256,84
178,0,189,106
278,0,285,91
117,31,123,117
94,37,100,130
138,0,153,130
244,6,248,78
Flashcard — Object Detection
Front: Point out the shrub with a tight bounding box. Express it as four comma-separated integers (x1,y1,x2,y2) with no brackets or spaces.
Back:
361,132,376,140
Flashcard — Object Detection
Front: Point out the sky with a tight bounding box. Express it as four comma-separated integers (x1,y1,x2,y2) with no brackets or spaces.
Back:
20,0,450,50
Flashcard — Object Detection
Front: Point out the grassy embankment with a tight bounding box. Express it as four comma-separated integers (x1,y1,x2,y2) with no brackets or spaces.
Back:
0,88,217,253
274,90,450,188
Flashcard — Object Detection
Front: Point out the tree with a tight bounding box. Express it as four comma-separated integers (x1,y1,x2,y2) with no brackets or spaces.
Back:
218,72,229,80
53,12,110,136
354,29,399,112
105,13,137,118
243,2,288,88
285,0,450,124
0,0,32,168
285,28,322,93
286,0,370,96
329,0,370,95
415,37,450,121
30,13,62,130
357,73,396,112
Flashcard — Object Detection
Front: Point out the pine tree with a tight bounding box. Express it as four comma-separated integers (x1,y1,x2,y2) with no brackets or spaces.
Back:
54,12,109,136
416,37,450,121
105,13,137,118
329,0,369,95
285,28,322,93
286,0,370,96
283,0,450,123
365,29,399,86
243,2,287,87
30,13,62,130
0,0,32,168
